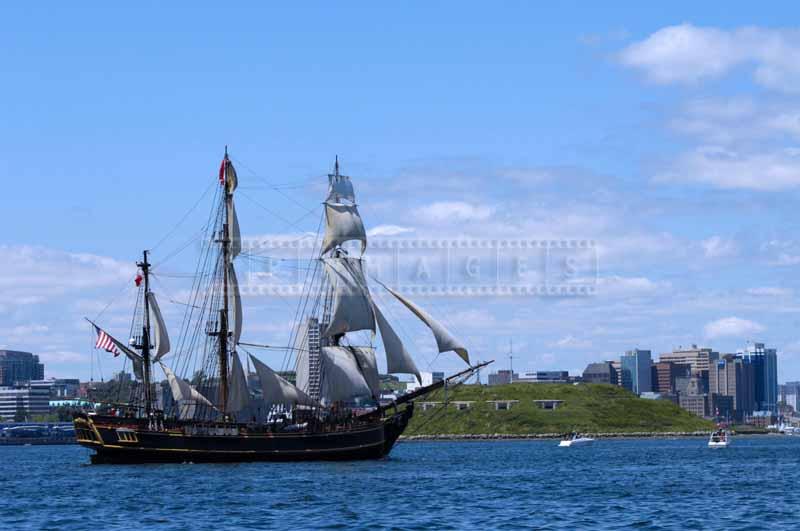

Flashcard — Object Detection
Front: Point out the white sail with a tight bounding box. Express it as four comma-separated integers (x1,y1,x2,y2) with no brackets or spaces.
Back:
321,203,367,255
146,292,170,362
322,257,375,337
349,346,380,397
373,303,421,381
327,174,355,204
381,283,469,364
229,199,242,258
224,157,238,193
228,263,243,345
320,346,372,403
227,351,250,412
249,354,315,406
160,362,213,419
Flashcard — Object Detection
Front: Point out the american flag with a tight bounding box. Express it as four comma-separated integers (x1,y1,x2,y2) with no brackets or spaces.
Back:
95,327,120,357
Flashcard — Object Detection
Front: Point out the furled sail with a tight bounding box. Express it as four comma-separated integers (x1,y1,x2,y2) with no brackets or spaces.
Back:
160,362,213,419
326,173,355,204
380,283,469,364
373,303,421,381
350,346,380,397
249,354,315,406
223,155,238,193
322,257,375,337
228,200,242,258
321,203,367,255
227,351,250,412
146,292,170,362
320,346,373,403
228,263,243,345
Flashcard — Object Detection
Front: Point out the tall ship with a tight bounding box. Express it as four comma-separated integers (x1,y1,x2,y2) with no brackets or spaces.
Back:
74,151,489,463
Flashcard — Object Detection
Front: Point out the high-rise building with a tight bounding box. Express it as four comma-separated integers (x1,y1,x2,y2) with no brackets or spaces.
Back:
652,361,691,395
0,351,45,386
742,343,778,413
659,346,719,376
709,354,755,420
621,349,652,395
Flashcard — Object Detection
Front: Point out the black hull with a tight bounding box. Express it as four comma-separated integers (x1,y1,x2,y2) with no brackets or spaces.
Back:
74,406,412,464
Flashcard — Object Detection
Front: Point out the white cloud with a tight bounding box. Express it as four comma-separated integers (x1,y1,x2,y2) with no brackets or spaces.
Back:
414,201,494,223
549,335,592,349
0,245,135,303
746,287,793,297
701,236,738,259
619,24,800,92
704,316,765,339
655,146,800,190
671,98,800,144
367,225,415,237
595,276,670,297
771,253,800,266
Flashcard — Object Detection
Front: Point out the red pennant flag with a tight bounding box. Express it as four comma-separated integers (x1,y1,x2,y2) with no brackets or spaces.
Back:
219,158,227,185
134,274,143,287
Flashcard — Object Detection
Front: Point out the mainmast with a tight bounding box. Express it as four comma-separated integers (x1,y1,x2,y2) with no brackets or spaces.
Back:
218,147,232,415
137,250,154,417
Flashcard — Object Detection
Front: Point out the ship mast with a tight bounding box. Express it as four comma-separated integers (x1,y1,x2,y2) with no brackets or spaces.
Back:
137,250,154,417
218,147,231,415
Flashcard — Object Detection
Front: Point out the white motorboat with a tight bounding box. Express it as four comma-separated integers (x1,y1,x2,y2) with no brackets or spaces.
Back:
708,429,729,448
558,433,594,447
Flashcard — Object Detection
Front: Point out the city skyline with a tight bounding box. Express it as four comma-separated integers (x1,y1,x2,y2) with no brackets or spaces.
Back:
2,4,800,381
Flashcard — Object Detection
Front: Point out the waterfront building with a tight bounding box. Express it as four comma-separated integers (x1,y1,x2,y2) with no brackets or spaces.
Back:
742,343,778,414
708,355,755,420
0,380,53,420
516,371,569,383
621,349,652,395
50,378,81,399
582,362,618,385
652,362,691,395
0,351,45,386
487,370,518,386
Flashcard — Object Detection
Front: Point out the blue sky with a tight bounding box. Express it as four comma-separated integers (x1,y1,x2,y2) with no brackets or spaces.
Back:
2,3,800,381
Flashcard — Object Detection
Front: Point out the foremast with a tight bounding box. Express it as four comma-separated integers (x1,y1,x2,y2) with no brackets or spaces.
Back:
218,148,232,414
137,250,154,417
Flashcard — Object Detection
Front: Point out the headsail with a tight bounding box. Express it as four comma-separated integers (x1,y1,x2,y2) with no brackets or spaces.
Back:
160,362,213,419
379,282,469,364
249,354,315,406
322,257,375,337
227,351,250,412
350,346,380,397
373,303,421,381
146,292,170,362
321,203,367,255
320,346,373,403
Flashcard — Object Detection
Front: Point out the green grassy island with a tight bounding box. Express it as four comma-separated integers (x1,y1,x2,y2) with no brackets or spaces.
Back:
404,383,714,436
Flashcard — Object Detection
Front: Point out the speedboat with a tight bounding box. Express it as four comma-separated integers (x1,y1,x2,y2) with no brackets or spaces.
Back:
559,433,594,447
708,429,729,448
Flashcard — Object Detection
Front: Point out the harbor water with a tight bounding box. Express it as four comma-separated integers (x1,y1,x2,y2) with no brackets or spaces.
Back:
2,436,799,530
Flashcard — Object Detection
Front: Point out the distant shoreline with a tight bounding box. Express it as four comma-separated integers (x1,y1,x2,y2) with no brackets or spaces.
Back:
399,431,775,441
